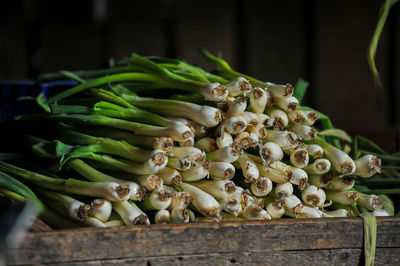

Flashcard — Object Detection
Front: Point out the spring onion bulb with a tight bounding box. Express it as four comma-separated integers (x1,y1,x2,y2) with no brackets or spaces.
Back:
121,135,173,152
357,193,383,211
128,175,163,191
169,191,191,209
325,176,355,191
188,208,196,222
198,82,229,102
236,188,263,208
190,180,236,200
301,206,328,218
219,198,243,217
249,87,269,114
113,200,150,225
306,144,324,158
191,121,207,138
325,190,359,205
255,113,272,128
372,209,392,217
220,116,247,134
240,204,271,220
180,182,221,219
80,153,166,175
225,77,252,96
264,130,301,153
181,160,211,181
302,110,319,126
236,153,259,183
206,143,241,163
308,173,334,188
290,146,309,168
265,199,285,218
209,162,235,180
354,155,382,178
269,161,308,190
157,167,182,187
40,190,93,221
274,182,293,199
283,195,303,215
301,185,326,207
168,147,205,167
104,220,125,227
167,157,191,171
256,163,291,184
246,123,267,139
250,177,272,197
313,139,356,176
194,138,217,153
66,180,132,201
273,96,299,112
170,206,190,223
226,96,247,117
304,159,331,175
267,109,289,130
83,217,108,227
155,209,171,224
290,125,317,140
324,209,352,217
179,137,194,147
234,132,257,149
140,187,172,210
122,95,224,127
242,112,259,127
267,83,294,98
216,129,234,148
90,199,112,222
287,110,306,124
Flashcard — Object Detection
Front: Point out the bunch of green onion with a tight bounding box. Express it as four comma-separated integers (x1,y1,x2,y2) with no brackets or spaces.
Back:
0,50,398,230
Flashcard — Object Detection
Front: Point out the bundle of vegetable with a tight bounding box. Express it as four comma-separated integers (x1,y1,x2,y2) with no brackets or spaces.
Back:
0,50,398,231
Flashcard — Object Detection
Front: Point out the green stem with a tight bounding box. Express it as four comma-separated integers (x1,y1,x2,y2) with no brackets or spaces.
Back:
359,150,400,163
365,188,400,195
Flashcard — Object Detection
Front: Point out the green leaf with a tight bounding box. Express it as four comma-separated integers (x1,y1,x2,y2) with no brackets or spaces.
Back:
360,210,377,266
0,170,37,201
355,135,386,154
36,92,51,113
293,78,309,103
319,128,352,143
59,71,86,84
367,0,399,90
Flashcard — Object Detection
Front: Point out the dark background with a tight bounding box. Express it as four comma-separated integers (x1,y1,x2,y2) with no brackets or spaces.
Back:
0,0,399,151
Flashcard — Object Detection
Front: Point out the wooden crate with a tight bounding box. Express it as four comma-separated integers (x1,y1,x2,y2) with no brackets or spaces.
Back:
6,217,400,265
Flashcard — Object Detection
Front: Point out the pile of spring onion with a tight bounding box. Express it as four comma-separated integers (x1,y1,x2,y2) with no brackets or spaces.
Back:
0,50,398,229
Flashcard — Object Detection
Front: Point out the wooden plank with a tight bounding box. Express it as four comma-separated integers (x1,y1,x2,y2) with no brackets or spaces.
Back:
6,218,362,265
45,249,363,266
7,217,400,265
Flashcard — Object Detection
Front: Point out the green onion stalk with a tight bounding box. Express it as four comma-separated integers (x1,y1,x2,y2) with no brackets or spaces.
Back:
264,196,285,218
301,185,326,208
90,199,112,222
0,172,79,228
139,186,172,211
179,182,221,219
309,138,356,176
157,167,182,187
170,206,190,223
189,180,236,200
155,209,171,224
289,145,309,168
194,138,217,153
112,91,224,127
234,132,258,150
0,161,130,201
112,200,150,225
287,110,306,125
219,198,243,217
265,108,289,130
181,160,211,181
304,159,331,175
209,161,235,180
325,176,355,192
274,182,294,199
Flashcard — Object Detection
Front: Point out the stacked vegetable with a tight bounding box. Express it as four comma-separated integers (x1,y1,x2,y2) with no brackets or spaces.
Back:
0,50,397,228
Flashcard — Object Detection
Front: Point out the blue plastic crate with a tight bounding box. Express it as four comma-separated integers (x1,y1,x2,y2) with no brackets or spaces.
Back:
0,80,78,122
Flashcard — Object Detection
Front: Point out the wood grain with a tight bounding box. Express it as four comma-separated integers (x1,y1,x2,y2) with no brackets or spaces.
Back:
7,217,400,265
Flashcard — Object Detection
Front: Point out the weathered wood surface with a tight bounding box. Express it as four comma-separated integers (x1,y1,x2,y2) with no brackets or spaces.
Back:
7,217,400,265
